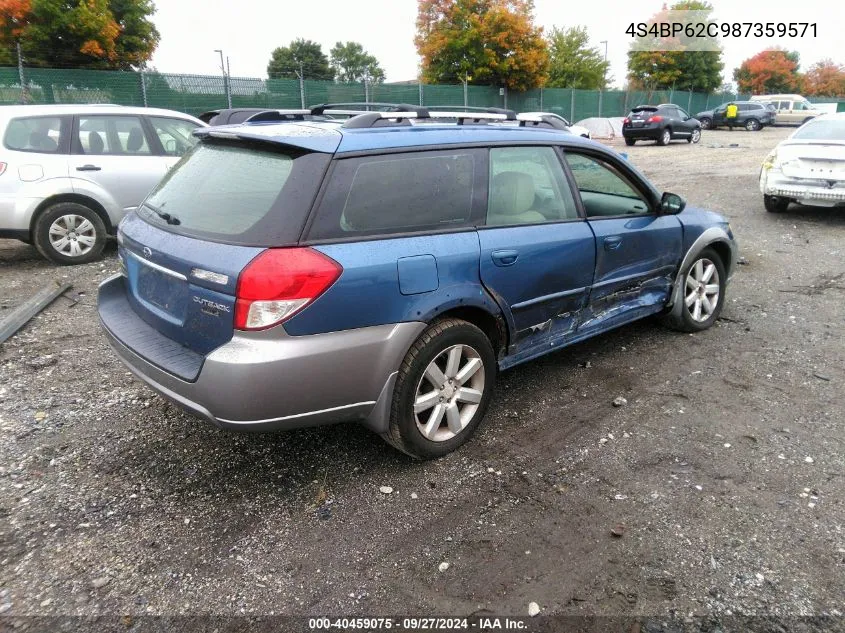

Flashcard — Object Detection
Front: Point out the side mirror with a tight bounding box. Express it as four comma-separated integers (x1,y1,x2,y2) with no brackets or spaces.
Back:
660,192,686,214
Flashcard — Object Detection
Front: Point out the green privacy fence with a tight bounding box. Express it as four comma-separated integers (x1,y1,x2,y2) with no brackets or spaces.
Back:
2,66,844,120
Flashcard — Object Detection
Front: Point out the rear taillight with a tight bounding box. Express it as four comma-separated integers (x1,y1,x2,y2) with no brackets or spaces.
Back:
647,115,663,123
234,247,342,331
623,117,630,124
0,162,7,176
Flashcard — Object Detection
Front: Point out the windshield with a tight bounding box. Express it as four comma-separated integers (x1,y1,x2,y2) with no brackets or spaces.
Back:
791,119,845,141
136,141,330,246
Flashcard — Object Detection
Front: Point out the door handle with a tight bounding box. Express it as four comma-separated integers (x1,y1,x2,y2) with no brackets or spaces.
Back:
491,249,519,267
603,236,623,251
76,165,101,172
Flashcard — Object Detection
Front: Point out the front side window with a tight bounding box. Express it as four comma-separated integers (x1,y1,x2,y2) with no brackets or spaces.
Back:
4,116,62,153
78,115,150,155
149,116,200,156
308,149,478,240
564,153,650,218
487,146,577,226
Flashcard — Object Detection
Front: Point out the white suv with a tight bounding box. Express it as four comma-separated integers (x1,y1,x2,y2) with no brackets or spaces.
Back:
0,104,205,264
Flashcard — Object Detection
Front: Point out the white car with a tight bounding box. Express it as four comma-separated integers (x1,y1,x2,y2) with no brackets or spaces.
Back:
0,104,206,264
759,113,845,212
520,112,591,139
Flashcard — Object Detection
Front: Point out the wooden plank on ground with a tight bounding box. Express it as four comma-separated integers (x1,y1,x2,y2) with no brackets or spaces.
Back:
0,281,72,344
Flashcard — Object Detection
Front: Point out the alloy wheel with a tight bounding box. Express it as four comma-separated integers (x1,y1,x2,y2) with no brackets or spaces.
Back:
48,214,97,258
685,258,720,322
414,344,485,442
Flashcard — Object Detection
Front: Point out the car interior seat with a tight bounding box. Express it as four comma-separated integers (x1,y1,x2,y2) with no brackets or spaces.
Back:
126,127,145,152
87,131,105,154
487,171,546,225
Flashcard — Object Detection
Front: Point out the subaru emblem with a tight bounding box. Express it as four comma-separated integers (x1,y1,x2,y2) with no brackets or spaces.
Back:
142,246,152,258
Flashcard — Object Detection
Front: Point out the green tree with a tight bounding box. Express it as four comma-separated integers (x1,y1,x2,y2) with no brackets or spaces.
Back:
627,0,723,92
109,0,160,70
416,0,549,91
1,0,158,69
546,26,609,89
267,39,332,80
329,41,385,83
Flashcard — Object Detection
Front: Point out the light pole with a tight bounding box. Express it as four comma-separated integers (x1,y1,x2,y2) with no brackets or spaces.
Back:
214,49,231,108
599,40,608,87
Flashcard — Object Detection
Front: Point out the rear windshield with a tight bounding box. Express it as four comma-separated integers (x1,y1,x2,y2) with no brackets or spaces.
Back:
136,141,330,246
791,119,845,141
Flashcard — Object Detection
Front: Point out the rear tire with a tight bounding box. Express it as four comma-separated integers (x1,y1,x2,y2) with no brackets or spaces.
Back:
745,118,761,131
657,128,671,146
764,194,790,213
381,318,496,460
624,137,636,146
33,201,107,265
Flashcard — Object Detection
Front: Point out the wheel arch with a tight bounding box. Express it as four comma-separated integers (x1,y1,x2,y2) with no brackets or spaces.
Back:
30,193,114,238
666,228,737,314
434,305,508,359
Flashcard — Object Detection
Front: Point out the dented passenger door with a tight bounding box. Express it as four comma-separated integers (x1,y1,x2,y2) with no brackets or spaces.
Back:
563,151,683,335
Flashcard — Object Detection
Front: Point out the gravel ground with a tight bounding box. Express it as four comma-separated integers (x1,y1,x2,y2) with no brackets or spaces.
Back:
1,126,844,629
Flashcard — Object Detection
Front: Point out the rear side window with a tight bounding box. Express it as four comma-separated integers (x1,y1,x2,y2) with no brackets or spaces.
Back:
136,141,330,246
308,149,480,240
78,115,150,155
4,116,63,153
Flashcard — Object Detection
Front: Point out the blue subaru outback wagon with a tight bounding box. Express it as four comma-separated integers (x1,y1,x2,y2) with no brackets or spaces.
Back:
97,104,737,459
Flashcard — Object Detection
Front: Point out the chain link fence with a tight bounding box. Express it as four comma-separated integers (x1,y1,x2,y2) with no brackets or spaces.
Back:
2,66,844,120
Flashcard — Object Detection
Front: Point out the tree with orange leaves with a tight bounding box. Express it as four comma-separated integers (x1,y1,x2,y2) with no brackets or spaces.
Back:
733,49,802,94
0,0,158,70
415,0,549,91
804,59,845,97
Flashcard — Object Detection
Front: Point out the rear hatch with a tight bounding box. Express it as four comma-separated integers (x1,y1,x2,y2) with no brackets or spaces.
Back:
779,142,845,181
113,128,336,361
628,106,658,126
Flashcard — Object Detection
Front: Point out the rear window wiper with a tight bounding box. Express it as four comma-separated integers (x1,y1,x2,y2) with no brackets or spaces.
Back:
142,201,181,226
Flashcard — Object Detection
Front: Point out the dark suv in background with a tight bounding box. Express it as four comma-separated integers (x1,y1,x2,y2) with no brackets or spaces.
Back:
695,101,775,131
622,104,702,146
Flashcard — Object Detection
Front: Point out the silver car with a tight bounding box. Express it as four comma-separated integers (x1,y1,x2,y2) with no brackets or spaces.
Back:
759,113,845,212
0,104,206,264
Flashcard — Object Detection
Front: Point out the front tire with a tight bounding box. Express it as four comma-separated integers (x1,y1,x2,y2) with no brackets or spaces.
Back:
33,201,107,265
664,248,726,333
657,128,671,146
688,128,701,143
764,194,790,213
382,319,496,459
624,137,636,146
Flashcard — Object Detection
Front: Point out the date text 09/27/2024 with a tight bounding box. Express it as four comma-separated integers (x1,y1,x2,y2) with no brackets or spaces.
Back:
308,617,530,630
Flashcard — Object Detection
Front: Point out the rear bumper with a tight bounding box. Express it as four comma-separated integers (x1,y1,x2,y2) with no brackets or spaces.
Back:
622,125,662,140
760,171,845,207
97,274,425,432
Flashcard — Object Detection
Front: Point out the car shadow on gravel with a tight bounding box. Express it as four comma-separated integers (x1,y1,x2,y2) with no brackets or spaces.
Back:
774,205,845,226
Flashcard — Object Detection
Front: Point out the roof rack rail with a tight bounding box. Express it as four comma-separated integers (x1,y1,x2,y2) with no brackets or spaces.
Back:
309,102,429,117
244,109,312,123
516,114,569,130
425,105,517,120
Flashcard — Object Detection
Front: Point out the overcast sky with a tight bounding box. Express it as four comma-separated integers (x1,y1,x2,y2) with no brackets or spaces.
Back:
151,0,841,88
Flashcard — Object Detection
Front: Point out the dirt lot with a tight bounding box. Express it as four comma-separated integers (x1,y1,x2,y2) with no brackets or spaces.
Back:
1,126,844,629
